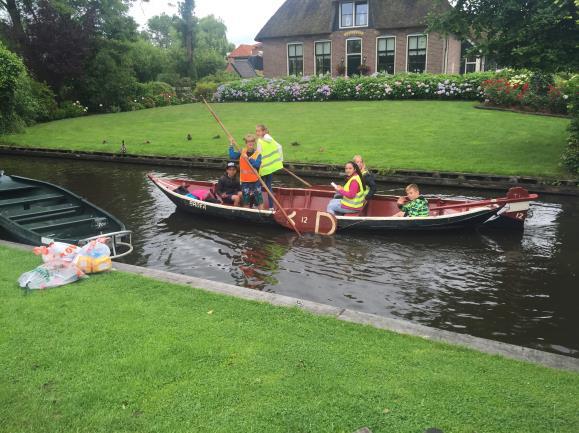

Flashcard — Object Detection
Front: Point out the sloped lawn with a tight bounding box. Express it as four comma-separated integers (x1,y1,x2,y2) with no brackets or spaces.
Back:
0,101,570,177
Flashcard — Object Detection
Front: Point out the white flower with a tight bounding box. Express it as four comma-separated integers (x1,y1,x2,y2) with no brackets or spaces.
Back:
563,95,569,100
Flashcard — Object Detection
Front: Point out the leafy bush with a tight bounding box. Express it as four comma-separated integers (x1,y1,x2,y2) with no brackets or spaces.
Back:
482,75,569,115
214,72,502,103
52,101,88,120
561,75,579,174
0,42,27,133
194,82,217,100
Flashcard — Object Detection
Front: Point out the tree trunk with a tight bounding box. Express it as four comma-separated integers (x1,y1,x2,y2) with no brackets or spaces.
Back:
4,0,27,51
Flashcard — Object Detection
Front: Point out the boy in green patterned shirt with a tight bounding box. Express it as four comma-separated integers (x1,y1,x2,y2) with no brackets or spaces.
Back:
394,184,430,217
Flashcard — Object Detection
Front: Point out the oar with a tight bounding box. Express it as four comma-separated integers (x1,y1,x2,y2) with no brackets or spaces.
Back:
202,98,302,236
282,167,312,188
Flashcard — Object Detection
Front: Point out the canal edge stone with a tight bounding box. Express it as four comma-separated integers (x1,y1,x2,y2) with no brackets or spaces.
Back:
1,146,577,196
1,239,578,374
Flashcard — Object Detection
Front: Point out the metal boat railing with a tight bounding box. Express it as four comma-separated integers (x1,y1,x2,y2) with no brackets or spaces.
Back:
78,230,133,259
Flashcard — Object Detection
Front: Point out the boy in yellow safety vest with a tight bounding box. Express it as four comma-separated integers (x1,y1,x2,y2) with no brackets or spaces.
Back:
256,124,284,209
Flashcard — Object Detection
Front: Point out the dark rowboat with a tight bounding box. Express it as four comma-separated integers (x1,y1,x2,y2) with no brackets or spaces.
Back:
0,172,133,257
148,174,538,234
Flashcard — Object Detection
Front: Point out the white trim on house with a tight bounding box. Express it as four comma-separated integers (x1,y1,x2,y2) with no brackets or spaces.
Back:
375,35,397,74
314,40,332,76
286,42,304,76
339,1,369,29
406,33,428,73
345,37,363,76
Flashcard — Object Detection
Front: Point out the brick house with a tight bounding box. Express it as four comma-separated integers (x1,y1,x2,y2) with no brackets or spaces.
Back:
255,0,469,77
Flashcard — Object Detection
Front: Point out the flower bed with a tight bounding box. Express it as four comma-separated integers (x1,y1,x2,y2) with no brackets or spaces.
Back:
214,72,503,103
482,80,569,115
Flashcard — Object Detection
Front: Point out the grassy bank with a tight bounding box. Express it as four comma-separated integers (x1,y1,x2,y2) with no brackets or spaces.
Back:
1,245,578,433
0,101,570,177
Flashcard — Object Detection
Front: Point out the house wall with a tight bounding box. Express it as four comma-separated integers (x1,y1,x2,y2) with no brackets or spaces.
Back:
261,29,464,77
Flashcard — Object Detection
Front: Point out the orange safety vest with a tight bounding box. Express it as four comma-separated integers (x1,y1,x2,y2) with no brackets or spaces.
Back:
239,149,260,183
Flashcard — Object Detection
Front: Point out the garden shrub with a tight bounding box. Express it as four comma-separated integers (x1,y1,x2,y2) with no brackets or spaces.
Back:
214,72,501,103
0,42,27,133
482,71,570,115
194,81,217,100
561,75,579,175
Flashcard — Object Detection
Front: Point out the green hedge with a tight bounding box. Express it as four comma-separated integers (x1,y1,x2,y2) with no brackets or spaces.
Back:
213,72,510,103
561,75,579,175
0,42,27,133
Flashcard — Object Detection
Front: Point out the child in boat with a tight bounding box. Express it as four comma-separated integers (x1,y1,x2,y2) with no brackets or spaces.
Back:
215,161,242,206
353,155,377,200
394,184,429,217
255,124,284,209
229,134,264,210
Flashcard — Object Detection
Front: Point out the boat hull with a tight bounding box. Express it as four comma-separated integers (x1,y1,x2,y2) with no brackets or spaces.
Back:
151,175,518,233
0,173,133,257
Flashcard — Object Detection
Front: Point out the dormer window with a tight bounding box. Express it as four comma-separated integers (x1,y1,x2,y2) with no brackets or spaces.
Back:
341,1,368,28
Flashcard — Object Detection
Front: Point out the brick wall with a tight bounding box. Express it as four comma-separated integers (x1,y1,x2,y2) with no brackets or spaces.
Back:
261,29,463,77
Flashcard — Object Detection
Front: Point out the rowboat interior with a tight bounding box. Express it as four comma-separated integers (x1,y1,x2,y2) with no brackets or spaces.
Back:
158,178,478,217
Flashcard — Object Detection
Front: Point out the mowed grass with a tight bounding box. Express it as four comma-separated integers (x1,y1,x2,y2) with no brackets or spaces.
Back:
0,101,570,177
1,245,578,433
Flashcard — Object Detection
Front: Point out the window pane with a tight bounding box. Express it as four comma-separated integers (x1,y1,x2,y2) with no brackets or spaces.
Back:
347,39,361,54
295,44,303,56
409,37,418,50
418,36,427,49
289,45,295,57
323,42,331,55
342,2,353,14
342,2,353,27
355,2,368,26
315,43,322,55
387,38,394,51
347,54,362,75
378,38,386,52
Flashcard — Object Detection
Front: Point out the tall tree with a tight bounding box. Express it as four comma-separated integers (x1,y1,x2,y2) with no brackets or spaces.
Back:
428,0,579,72
178,0,196,79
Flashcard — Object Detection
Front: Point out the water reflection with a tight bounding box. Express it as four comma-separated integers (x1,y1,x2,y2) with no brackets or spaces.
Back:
1,156,577,357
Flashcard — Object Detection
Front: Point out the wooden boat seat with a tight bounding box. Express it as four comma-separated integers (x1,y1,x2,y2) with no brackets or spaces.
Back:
0,185,38,194
9,204,82,223
0,193,64,207
25,216,100,232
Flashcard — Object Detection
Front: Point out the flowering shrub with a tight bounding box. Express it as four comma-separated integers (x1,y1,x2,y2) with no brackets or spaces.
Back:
214,72,505,103
53,101,88,120
482,78,569,114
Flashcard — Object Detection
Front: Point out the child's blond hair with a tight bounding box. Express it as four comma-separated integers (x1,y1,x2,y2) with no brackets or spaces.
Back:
256,124,268,133
244,133,257,143
405,184,420,193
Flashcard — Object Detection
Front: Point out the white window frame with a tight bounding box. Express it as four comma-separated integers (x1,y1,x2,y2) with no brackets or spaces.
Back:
314,40,332,76
375,36,396,74
339,1,369,29
286,42,304,76
406,33,428,73
345,37,363,76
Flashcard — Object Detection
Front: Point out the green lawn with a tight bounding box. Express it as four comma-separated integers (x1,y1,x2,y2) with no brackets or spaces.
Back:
0,101,570,177
1,245,578,433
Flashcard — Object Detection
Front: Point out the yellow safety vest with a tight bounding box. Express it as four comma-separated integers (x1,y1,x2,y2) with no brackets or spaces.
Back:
340,175,367,210
258,137,284,176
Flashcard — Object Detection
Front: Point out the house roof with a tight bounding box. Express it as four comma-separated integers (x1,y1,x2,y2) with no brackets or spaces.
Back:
232,59,259,78
228,43,262,58
255,0,451,41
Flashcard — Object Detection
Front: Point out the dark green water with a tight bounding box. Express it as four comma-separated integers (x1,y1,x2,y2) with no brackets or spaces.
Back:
2,155,578,357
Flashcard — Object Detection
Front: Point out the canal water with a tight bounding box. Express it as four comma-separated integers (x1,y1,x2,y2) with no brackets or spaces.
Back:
1,155,578,358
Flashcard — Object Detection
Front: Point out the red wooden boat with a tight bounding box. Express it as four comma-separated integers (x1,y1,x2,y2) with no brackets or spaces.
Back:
148,174,538,235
